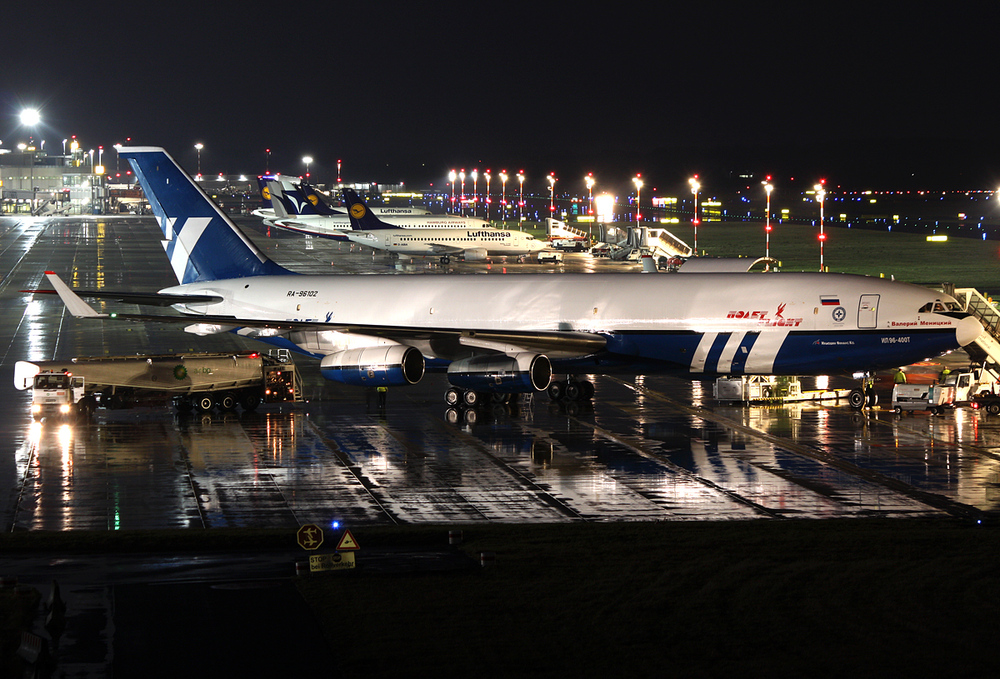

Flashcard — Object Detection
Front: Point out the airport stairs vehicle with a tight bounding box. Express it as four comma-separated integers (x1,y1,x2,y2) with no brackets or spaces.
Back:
952,287,1000,383
612,227,694,263
545,218,590,241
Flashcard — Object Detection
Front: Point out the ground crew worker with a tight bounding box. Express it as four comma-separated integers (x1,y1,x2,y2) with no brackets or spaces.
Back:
377,385,388,410
939,367,952,383
894,368,907,384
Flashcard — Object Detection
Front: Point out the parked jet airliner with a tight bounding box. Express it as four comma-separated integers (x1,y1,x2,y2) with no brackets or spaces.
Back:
42,146,983,409
267,179,493,241
253,175,431,222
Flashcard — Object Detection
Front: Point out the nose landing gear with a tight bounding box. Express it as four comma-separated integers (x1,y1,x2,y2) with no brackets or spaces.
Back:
848,374,877,410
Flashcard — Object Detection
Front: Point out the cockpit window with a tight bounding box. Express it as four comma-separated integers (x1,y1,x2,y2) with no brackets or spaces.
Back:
919,300,963,313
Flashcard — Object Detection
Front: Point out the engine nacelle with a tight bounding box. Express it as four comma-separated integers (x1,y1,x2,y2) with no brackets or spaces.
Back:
320,345,425,387
447,353,551,393
463,247,488,261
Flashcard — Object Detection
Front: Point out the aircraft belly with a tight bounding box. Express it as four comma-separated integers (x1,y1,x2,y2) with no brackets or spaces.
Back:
773,328,960,374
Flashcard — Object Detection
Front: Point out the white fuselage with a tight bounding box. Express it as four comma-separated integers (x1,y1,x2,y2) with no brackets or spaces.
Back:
163,271,980,376
269,213,491,233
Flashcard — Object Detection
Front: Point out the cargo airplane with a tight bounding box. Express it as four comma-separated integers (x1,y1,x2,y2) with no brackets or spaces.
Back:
40,146,983,409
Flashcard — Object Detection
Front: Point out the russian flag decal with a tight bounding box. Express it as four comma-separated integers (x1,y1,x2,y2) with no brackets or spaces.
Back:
820,295,840,306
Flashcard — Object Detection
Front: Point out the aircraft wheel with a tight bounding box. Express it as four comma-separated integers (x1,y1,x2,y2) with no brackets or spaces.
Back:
195,395,215,413
579,380,595,400
987,403,1000,415
462,389,479,407
866,391,879,407
440,256,451,264
547,381,564,401
444,388,462,407
564,382,581,401
464,408,478,425
445,408,460,424
848,388,866,410
894,406,903,415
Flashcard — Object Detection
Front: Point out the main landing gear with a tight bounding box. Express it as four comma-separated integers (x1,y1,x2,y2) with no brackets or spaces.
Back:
546,378,595,402
848,374,877,410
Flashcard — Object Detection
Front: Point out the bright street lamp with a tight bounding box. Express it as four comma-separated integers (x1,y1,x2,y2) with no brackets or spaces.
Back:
459,170,466,215
484,171,492,221
763,178,774,259
449,170,457,212
303,156,313,178
689,176,701,253
814,181,827,271
471,169,478,217
499,171,508,221
632,174,643,227
194,143,204,178
547,173,556,215
517,171,525,222
585,173,595,218
19,108,40,127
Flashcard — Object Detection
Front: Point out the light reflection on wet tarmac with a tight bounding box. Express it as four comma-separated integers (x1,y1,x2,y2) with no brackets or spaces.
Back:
2,215,1000,532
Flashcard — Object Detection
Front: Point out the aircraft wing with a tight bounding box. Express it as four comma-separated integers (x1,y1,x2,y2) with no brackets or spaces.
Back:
41,272,608,357
22,285,223,307
425,243,466,255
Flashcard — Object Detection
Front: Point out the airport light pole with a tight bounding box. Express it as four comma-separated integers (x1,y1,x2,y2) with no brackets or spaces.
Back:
814,182,826,271
688,175,701,257
19,109,40,213
633,175,643,228
585,173,595,217
484,170,491,221
586,173,596,245
547,173,556,216
194,143,203,178
518,171,525,223
459,170,466,215
471,169,478,217
689,176,700,254
449,170,457,213
303,156,313,179
500,171,508,222
763,178,773,259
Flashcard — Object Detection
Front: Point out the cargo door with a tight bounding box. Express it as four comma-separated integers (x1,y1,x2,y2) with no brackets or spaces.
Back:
858,294,879,329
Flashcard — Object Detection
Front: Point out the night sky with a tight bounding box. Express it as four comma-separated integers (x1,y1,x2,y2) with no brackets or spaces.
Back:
3,2,996,194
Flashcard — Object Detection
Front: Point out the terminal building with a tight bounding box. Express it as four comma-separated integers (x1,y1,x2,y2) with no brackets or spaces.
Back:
1,144,405,216
0,143,108,215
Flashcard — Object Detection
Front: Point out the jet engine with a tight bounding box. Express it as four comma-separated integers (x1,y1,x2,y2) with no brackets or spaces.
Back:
463,248,488,261
320,345,425,387
447,353,551,393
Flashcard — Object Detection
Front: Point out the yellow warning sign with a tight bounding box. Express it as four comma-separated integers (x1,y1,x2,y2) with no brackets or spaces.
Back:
336,529,360,551
309,552,355,572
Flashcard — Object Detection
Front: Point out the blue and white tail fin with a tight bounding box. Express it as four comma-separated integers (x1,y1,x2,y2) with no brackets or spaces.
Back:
256,174,279,212
343,188,394,231
120,147,292,284
298,181,341,216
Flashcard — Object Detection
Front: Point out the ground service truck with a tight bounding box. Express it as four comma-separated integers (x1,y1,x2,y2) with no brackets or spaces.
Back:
14,351,301,419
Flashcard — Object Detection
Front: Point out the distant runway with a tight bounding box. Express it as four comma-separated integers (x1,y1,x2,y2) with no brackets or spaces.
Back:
2,215,999,532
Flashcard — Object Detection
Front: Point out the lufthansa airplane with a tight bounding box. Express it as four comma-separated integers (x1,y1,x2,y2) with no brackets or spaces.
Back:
331,188,547,263
42,146,982,409
254,176,431,223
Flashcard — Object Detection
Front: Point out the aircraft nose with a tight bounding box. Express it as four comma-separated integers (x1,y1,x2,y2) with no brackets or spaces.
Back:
957,315,984,347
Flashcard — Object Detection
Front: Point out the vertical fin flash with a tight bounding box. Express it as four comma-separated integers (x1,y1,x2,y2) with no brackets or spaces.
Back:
118,146,291,284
